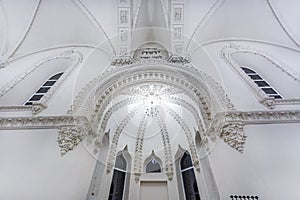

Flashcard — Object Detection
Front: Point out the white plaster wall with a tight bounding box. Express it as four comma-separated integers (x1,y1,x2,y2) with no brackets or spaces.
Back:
0,129,96,200
209,123,300,200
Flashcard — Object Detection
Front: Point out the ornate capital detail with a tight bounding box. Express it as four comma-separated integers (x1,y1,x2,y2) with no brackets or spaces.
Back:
57,126,83,156
32,103,47,115
111,56,134,66
220,122,246,153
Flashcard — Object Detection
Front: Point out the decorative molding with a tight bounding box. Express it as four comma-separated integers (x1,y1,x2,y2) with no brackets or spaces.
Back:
166,106,200,171
32,103,47,115
0,103,47,114
156,110,174,181
170,1,185,55
0,50,83,114
0,115,93,156
57,126,83,156
205,110,300,153
221,44,300,109
220,122,246,153
73,64,225,131
117,0,131,56
224,110,300,124
0,105,32,112
133,112,148,182
111,56,135,66
106,106,141,173
167,55,190,64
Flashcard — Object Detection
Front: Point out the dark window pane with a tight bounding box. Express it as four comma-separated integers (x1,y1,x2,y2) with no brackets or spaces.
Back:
241,67,255,74
36,87,50,93
115,154,127,171
270,95,282,99
108,170,126,200
25,102,33,105
43,81,56,86
182,169,201,200
262,88,277,94
254,81,269,87
249,75,262,80
181,152,193,170
146,159,161,173
29,95,43,101
49,72,63,80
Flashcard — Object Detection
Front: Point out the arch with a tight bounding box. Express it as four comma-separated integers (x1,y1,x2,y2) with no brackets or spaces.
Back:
144,151,163,173
221,44,300,108
0,50,82,106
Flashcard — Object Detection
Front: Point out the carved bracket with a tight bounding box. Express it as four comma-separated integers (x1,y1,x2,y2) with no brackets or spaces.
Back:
220,122,246,153
57,126,83,156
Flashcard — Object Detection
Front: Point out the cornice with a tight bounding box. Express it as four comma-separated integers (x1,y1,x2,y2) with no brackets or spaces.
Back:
0,110,299,156
204,110,300,153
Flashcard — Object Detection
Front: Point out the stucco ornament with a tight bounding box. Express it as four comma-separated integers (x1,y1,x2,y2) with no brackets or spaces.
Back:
220,122,246,153
57,126,83,156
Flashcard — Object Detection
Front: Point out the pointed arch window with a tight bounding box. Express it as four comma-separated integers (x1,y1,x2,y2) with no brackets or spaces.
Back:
241,67,282,99
180,152,201,200
108,154,127,200
146,158,161,173
24,72,64,105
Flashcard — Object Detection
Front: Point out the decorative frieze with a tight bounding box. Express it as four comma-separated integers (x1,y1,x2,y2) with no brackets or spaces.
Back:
205,110,300,153
0,105,32,112
111,56,134,66
224,110,300,124
167,55,190,64
0,116,93,156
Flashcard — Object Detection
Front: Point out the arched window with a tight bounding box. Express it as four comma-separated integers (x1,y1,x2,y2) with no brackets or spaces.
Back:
24,72,64,105
180,152,201,200
146,158,161,173
241,67,282,99
108,154,127,200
